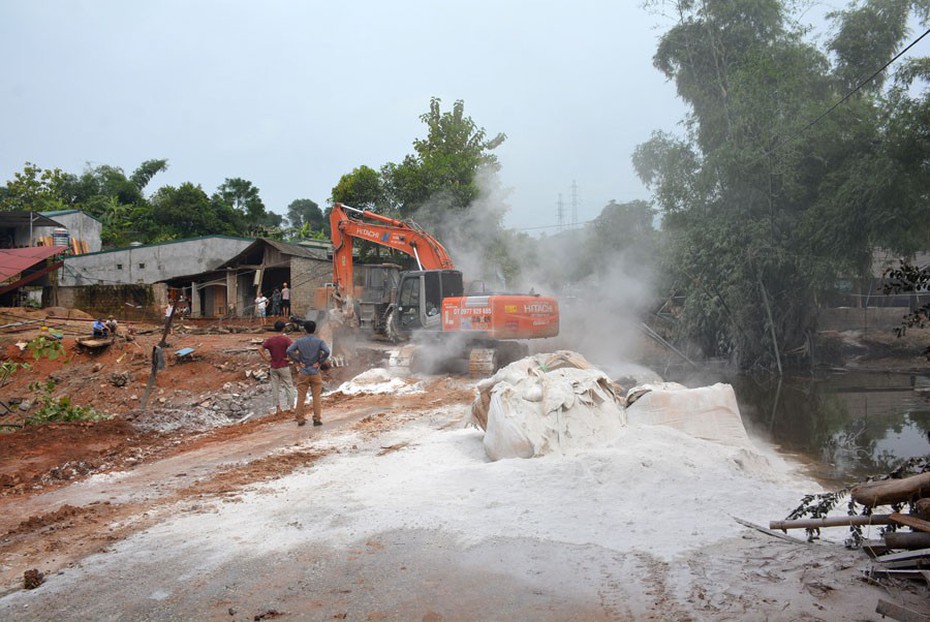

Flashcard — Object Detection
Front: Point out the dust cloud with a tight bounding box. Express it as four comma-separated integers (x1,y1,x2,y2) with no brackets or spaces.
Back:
414,166,660,374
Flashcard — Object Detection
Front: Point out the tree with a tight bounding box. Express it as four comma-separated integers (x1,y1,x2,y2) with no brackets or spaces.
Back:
130,159,169,191
326,98,513,281
52,160,168,247
331,166,386,212
381,97,507,225
214,178,266,221
882,259,930,337
149,183,241,240
0,163,68,212
212,177,283,237
286,198,323,231
636,0,930,370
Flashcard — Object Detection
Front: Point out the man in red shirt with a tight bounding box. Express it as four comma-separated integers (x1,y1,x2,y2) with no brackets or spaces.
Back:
258,320,296,414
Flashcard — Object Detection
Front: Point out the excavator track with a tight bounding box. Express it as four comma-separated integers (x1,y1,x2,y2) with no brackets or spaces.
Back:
468,348,499,378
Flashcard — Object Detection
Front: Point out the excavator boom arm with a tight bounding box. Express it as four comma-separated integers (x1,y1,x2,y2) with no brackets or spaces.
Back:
330,203,455,298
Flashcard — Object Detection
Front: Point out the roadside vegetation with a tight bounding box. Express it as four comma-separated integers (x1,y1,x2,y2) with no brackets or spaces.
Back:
0,333,106,429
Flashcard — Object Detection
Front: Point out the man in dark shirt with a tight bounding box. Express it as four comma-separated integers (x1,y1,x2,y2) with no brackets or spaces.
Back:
258,320,296,415
286,320,330,427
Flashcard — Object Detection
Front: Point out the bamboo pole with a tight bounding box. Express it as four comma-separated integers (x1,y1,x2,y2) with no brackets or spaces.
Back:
770,514,893,531
758,276,782,376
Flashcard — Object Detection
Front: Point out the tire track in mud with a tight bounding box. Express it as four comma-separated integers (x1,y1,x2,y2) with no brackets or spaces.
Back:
0,381,472,595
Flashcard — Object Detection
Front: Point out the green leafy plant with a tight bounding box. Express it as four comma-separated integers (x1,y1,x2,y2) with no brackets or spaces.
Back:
1,334,99,428
25,379,107,425
786,457,930,544
26,333,65,360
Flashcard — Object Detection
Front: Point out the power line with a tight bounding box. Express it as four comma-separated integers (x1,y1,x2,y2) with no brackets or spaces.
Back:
517,218,595,232
764,26,930,158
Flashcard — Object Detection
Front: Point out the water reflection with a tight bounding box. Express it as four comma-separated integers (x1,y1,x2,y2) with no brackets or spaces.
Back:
729,372,930,485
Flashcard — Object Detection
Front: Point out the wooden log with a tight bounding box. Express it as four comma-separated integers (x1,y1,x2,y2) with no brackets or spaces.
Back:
851,472,930,507
770,514,893,531
916,498,930,521
875,599,930,622
890,512,930,534
885,531,930,550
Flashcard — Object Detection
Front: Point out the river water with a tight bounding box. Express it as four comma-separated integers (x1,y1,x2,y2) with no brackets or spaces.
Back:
669,370,930,487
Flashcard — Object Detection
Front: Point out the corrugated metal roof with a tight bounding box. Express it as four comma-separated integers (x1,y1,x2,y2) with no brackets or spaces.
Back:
0,210,63,228
0,246,68,282
263,237,330,260
40,209,103,224
216,237,330,269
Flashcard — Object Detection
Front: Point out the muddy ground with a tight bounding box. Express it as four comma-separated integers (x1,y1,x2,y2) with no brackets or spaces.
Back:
1,306,929,620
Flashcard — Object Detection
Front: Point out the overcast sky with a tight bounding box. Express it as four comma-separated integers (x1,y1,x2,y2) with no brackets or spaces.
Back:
2,1,850,233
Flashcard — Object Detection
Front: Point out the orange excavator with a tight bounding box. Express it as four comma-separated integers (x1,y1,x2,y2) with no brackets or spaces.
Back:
329,203,559,374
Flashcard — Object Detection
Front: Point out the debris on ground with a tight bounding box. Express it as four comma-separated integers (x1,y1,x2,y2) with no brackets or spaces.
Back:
331,367,424,396
22,569,44,590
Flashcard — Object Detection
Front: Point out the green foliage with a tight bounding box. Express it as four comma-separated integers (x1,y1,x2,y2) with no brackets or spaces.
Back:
129,159,169,191
787,456,930,544
0,333,61,393
381,97,507,225
0,163,68,212
882,259,930,337
331,166,387,213
27,334,65,361
286,198,323,231
147,182,243,240
637,0,930,369
25,379,107,425
827,0,930,92
0,360,29,388
0,334,100,428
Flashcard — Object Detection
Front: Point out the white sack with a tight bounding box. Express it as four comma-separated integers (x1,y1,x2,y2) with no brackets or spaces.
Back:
624,382,749,447
480,366,626,461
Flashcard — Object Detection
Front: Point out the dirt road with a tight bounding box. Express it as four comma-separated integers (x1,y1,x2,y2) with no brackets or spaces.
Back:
1,307,928,621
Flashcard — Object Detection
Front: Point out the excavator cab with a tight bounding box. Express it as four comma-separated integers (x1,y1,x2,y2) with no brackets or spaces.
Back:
393,269,464,337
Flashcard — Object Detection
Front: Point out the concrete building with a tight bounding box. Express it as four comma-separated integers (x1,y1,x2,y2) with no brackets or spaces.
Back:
55,235,254,317
37,209,103,253
0,211,63,248
59,235,253,287
161,238,332,319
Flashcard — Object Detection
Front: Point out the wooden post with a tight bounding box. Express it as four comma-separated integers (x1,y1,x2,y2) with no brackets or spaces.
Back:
140,305,175,411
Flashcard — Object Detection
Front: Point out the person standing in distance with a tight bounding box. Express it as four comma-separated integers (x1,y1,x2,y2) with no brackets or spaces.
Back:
254,291,269,326
258,320,297,415
280,282,291,317
286,320,330,427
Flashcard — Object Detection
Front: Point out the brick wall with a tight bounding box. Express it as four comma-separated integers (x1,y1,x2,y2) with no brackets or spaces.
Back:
289,257,332,317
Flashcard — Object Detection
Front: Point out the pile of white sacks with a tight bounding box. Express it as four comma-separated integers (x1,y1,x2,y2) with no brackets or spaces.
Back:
468,351,749,461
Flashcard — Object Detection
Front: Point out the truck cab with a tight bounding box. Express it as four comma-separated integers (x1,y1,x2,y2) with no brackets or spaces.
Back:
393,269,465,336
